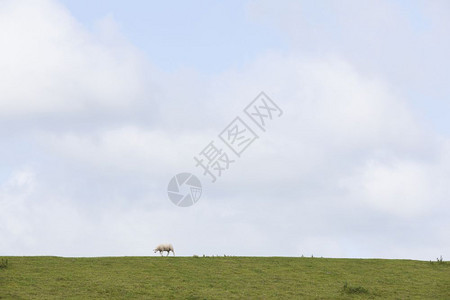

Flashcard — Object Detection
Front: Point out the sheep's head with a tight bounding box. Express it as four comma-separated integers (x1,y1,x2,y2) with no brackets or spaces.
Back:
153,249,157,253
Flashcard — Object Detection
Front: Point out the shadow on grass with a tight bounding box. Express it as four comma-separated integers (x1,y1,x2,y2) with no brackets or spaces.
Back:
0,258,8,269
342,281,369,295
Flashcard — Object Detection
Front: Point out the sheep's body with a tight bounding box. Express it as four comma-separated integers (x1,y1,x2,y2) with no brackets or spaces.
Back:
154,243,175,256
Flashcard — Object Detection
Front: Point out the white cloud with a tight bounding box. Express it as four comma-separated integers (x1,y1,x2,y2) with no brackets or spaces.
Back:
340,159,445,217
246,0,450,131
0,0,149,117
40,126,210,176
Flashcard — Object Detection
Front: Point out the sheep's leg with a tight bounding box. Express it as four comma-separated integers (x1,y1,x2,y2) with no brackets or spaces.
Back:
166,251,169,256
159,251,163,257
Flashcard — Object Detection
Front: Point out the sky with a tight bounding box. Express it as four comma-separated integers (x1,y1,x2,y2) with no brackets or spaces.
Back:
1,0,449,259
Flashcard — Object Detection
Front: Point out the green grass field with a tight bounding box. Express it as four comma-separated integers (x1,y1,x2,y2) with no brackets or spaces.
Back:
1,256,449,299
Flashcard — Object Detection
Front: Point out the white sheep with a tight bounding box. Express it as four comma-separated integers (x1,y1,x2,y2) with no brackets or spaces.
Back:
153,243,175,256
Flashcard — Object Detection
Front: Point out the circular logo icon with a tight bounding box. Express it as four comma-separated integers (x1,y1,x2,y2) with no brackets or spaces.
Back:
167,173,202,207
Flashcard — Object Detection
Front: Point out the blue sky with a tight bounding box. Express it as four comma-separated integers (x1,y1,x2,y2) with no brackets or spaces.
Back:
1,0,449,259
60,0,287,73
60,0,450,135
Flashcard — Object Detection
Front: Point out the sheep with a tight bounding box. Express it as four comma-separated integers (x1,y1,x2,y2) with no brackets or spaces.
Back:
153,243,175,256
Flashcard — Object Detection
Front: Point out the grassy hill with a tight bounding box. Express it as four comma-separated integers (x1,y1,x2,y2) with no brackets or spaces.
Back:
1,256,449,299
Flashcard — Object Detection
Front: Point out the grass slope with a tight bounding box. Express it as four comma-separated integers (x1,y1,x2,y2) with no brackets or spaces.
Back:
1,256,449,299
